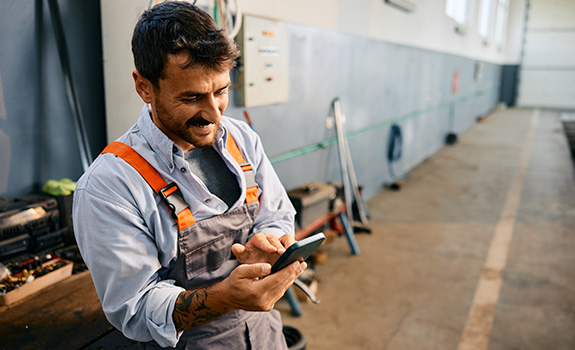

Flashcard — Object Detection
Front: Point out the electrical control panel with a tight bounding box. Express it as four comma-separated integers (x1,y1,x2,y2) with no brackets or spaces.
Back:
236,15,289,107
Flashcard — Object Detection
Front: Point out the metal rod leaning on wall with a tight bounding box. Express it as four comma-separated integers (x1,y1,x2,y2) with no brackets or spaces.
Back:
333,98,370,230
47,0,92,172
342,122,369,225
333,98,354,226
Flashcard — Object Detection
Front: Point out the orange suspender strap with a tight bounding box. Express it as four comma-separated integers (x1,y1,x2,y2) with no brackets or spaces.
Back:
100,142,196,231
225,133,259,204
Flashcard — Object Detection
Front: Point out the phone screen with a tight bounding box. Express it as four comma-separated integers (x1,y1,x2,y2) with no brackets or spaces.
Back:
271,233,326,273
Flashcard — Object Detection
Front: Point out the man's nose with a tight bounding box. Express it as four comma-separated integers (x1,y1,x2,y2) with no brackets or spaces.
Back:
201,94,222,123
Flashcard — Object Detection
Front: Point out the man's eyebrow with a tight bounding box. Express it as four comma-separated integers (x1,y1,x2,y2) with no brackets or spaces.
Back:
176,91,202,98
175,83,231,98
217,82,232,91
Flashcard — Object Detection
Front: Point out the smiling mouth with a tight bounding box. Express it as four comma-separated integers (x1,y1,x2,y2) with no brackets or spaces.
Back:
187,117,213,128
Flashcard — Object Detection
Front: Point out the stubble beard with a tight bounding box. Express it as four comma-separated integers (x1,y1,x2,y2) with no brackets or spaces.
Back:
154,103,219,149
182,118,219,148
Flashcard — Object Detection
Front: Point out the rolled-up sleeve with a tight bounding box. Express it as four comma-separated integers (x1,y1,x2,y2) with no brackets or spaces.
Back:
72,113,296,347
73,167,184,347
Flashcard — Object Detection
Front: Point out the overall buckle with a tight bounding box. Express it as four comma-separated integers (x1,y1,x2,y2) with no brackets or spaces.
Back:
159,183,189,220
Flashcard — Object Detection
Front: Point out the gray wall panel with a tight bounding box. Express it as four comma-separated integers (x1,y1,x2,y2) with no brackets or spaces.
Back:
0,0,106,197
227,24,501,198
0,8,500,201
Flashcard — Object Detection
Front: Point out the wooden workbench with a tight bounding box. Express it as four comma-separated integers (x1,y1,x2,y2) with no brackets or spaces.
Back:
0,202,359,349
0,270,137,349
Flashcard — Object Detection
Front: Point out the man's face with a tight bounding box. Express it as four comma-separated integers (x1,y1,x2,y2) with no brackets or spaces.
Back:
135,52,231,151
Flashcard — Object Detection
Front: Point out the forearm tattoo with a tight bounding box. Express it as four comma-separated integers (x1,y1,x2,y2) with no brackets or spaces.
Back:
173,289,222,331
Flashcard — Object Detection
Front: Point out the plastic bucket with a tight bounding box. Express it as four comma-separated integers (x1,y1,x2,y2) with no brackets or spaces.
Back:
283,325,306,350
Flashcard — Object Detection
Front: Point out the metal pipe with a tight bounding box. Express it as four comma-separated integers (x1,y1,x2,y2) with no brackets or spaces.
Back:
47,0,92,172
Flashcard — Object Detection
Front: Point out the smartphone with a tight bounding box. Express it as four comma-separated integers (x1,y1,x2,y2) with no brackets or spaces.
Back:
271,232,326,273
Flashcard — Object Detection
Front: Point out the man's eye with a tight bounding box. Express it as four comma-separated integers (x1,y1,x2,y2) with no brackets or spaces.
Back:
182,97,198,103
217,88,229,95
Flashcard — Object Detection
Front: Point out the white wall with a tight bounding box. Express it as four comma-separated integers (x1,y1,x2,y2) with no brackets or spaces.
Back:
235,0,526,64
504,0,527,63
101,0,527,141
517,0,575,109
100,1,149,142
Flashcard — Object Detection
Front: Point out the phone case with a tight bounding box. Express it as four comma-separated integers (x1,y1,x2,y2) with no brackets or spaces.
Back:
271,232,326,273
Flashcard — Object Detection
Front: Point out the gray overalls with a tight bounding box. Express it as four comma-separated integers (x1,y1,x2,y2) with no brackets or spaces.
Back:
102,134,287,349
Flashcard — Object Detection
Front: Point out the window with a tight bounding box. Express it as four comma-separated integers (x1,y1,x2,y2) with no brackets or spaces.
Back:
446,0,473,25
494,0,509,46
478,0,495,38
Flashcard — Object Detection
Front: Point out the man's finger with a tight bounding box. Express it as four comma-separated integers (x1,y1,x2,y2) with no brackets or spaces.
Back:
231,243,247,259
251,233,280,253
257,260,304,290
235,263,272,279
279,233,296,249
265,234,286,255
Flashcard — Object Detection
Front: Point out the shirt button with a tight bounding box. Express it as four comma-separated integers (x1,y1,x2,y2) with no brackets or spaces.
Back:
205,199,211,203
180,168,186,173
169,164,173,169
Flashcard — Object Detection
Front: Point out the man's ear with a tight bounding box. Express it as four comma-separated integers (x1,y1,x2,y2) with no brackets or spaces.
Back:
133,70,154,103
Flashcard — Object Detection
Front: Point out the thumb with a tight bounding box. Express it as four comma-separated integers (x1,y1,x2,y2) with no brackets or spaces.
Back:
236,263,271,279
231,243,247,259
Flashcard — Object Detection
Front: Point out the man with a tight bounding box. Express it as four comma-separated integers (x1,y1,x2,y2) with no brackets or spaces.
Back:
73,2,304,348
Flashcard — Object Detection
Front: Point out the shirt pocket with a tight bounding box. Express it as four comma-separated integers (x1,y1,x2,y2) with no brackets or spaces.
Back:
185,226,250,281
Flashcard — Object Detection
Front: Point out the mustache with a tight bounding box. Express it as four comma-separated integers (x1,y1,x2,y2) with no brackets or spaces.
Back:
186,115,214,127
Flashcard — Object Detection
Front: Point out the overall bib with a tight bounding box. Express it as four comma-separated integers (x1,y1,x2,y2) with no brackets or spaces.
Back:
101,134,287,350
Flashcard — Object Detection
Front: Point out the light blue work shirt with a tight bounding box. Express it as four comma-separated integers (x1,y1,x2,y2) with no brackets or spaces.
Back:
72,105,296,347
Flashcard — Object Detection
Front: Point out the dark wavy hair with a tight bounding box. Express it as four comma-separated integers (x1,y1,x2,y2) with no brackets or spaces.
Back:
131,1,240,89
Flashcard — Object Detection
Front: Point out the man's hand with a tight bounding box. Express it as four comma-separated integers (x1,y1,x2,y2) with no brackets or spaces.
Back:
173,259,306,331
232,233,296,265
173,233,302,332
224,260,307,311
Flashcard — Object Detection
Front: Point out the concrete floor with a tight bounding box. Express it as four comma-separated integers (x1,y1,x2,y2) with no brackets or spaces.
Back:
279,108,575,350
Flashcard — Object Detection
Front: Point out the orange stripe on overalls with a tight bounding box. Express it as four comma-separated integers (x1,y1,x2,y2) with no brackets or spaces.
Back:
225,134,259,204
101,142,195,231
100,133,259,230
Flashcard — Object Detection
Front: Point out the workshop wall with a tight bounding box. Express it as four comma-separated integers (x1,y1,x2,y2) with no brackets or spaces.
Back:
236,0,525,64
225,24,501,199
0,0,106,198
1,0,502,202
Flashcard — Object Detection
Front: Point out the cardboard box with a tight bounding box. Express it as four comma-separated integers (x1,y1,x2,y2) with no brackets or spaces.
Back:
0,259,73,306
